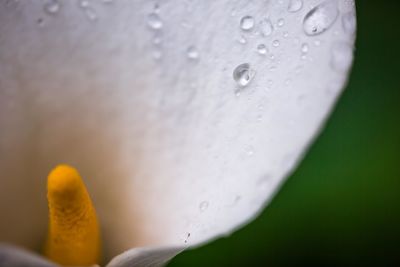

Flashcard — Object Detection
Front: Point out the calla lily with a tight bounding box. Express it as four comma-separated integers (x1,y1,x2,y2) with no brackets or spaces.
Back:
0,0,356,266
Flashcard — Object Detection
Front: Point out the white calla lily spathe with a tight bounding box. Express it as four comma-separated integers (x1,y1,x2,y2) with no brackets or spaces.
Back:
0,0,356,266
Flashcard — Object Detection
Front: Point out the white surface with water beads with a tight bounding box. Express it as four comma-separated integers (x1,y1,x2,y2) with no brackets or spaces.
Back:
0,0,356,266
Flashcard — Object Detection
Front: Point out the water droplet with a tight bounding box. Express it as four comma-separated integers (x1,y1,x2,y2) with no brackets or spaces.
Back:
303,0,339,36
331,42,353,73
240,15,255,31
283,31,289,38
84,7,97,21
260,19,273,36
288,0,303,13
257,174,272,191
272,39,280,47
342,11,356,35
79,0,89,8
277,18,285,27
44,0,60,15
246,146,254,156
199,201,209,212
257,44,268,55
153,3,160,13
37,18,45,27
238,35,247,44
186,46,199,60
301,43,309,53
147,13,163,30
153,35,162,45
233,63,256,87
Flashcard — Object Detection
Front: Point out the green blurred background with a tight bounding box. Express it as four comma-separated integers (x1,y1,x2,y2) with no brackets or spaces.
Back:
169,1,400,266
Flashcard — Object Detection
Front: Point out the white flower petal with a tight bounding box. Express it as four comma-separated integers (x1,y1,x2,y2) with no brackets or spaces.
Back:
106,246,183,267
0,244,59,267
0,0,356,266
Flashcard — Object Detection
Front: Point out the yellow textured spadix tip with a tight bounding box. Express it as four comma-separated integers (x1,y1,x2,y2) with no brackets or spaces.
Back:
45,164,101,266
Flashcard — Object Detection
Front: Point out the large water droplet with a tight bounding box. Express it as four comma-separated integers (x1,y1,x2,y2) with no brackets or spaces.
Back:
303,0,339,36
288,0,303,13
342,11,356,35
331,42,353,73
257,44,268,55
199,201,209,212
240,15,255,31
147,13,163,30
233,63,256,87
44,0,60,15
186,46,199,60
260,18,274,36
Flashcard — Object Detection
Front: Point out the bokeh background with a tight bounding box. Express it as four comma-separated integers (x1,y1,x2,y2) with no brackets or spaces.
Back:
169,1,400,266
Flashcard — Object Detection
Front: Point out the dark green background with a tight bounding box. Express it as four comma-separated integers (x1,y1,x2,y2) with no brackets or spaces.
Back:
169,1,400,266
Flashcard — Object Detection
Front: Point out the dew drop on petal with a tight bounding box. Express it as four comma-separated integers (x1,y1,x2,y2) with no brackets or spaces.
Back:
240,15,255,31
44,0,60,15
153,35,162,45
238,35,247,44
233,63,256,87
246,146,255,156
301,43,309,54
37,18,45,27
330,42,353,73
277,18,285,27
79,0,89,8
147,13,163,30
303,0,339,36
260,18,274,36
199,201,209,212
257,174,272,191
272,39,280,47
186,46,199,60
283,31,289,38
84,7,97,21
288,0,303,13
153,3,161,13
257,44,268,55
342,11,356,35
